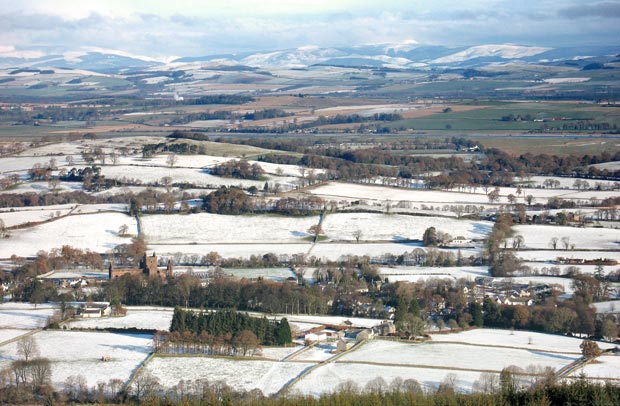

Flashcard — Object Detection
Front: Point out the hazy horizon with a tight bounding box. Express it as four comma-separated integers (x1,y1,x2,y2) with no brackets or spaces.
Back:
1,0,619,60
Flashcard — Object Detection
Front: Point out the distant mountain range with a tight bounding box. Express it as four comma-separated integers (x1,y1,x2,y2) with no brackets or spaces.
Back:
1,43,619,73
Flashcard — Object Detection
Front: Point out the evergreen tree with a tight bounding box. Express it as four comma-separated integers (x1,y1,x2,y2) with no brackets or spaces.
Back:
408,299,421,318
472,302,484,327
276,318,292,345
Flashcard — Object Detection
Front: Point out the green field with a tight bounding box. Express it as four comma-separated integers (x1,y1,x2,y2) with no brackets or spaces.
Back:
470,135,620,156
389,103,620,133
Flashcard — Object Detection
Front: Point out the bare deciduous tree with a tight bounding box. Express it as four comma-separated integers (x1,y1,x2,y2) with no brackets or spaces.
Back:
352,229,363,243
0,218,7,238
17,336,39,362
131,371,161,401
166,153,178,168
549,237,559,250
118,224,129,237
561,236,570,251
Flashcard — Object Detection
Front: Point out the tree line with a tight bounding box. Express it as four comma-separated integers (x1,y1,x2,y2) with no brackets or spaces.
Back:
169,307,292,346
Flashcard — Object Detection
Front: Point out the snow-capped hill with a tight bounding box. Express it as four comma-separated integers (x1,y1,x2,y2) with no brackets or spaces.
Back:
240,47,346,68
432,44,552,64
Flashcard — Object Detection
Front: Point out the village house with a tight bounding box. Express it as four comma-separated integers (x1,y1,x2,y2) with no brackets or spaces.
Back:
336,339,354,352
375,321,396,336
442,236,475,248
304,332,327,343
78,302,111,318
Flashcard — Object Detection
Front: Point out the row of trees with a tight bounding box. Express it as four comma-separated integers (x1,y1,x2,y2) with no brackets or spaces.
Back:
5,373,619,405
210,160,265,180
486,214,522,277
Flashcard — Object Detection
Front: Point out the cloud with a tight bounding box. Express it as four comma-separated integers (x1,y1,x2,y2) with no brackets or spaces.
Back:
0,1,619,58
559,2,620,19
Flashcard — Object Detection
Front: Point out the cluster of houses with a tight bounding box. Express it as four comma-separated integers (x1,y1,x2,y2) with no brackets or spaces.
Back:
300,320,396,353
470,278,553,306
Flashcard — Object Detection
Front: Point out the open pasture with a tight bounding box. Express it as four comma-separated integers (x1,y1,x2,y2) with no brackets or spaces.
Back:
0,212,137,258
0,330,152,389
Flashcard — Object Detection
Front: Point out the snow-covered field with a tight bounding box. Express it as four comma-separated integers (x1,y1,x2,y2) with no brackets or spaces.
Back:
592,301,620,314
308,182,611,206
224,267,295,281
591,161,620,171
339,340,579,372
293,362,484,395
96,164,298,190
67,308,174,331
40,270,108,279
0,330,152,389
143,213,319,244
260,345,303,360
115,154,320,178
143,356,313,395
513,225,620,250
0,156,61,174
0,205,74,227
570,356,620,380
321,212,491,242
429,329,615,354
516,250,620,263
291,343,336,362
0,329,29,344
379,266,489,282
309,182,496,204
0,180,83,194
142,212,490,245
263,313,383,329
0,303,57,329
0,212,138,258
523,176,619,190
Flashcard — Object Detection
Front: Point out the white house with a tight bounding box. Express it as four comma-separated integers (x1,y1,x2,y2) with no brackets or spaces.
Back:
304,332,327,343
80,303,111,318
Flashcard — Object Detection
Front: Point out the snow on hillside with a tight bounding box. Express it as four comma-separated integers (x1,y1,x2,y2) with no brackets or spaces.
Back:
339,340,579,372
0,331,152,389
570,356,620,380
432,45,551,64
293,362,482,395
429,329,615,354
143,357,313,395
241,47,345,68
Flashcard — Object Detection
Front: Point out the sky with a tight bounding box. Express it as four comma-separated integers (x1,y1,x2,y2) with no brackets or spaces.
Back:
1,0,619,60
